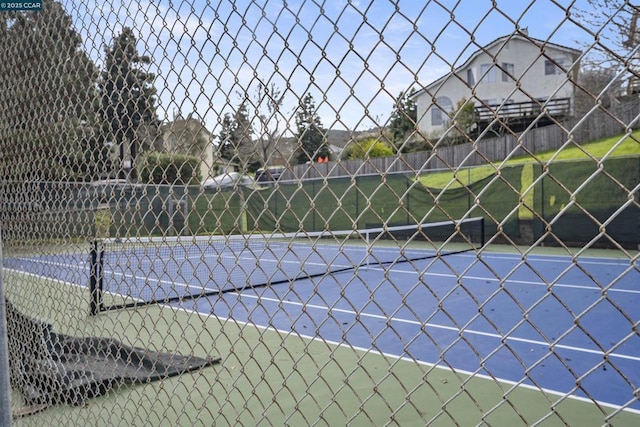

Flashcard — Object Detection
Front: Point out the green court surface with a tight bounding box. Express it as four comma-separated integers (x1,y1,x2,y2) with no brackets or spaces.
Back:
5,269,638,426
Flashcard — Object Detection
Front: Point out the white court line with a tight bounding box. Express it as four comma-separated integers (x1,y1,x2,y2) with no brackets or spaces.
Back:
13,256,639,361
10,254,352,294
229,292,640,362
12,251,640,296
136,249,639,295
4,265,639,416
380,266,640,294
15,256,640,355
24,243,634,275
11,250,640,300
462,251,639,266
8,256,204,294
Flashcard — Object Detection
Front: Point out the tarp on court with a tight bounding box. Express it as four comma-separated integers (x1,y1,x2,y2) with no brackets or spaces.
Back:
6,300,220,407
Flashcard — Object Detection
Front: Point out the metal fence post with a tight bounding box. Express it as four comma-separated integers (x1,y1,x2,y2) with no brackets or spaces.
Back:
0,230,13,426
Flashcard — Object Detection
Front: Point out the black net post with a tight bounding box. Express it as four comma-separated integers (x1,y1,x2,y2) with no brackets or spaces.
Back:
89,239,104,316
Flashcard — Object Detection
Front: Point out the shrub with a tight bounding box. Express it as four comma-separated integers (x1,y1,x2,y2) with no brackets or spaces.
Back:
341,137,394,160
138,152,202,185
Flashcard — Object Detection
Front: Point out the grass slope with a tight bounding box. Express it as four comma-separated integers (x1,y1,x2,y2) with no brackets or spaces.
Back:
420,130,640,189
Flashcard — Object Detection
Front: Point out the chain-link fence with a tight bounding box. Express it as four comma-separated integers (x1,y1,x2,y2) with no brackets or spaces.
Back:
1,0,639,425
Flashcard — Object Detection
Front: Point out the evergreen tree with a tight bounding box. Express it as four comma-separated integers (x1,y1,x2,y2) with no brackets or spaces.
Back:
215,101,261,170
231,100,260,170
0,0,107,181
388,89,418,152
99,27,159,179
294,93,329,165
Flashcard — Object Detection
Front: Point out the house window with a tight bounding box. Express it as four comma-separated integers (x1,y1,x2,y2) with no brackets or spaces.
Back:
432,108,443,126
480,64,497,83
467,69,475,85
545,59,560,75
431,96,453,126
547,57,572,76
501,63,514,82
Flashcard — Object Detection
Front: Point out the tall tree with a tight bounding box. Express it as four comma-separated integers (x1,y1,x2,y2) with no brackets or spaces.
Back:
576,64,622,115
216,100,260,170
232,99,260,170
294,93,329,164
99,27,159,179
388,89,418,152
0,0,107,181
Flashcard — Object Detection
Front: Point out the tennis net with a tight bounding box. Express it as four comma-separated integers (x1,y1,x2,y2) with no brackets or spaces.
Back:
89,217,485,313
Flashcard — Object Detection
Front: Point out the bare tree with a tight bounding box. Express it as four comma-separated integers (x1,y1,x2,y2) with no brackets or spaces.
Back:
574,1,638,61
575,64,622,118
574,1,640,94
253,83,285,165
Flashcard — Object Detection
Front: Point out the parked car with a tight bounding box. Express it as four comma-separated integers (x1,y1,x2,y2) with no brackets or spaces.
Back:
202,172,254,190
255,166,284,182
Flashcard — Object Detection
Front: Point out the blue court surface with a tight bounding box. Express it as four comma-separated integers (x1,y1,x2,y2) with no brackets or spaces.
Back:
5,242,640,413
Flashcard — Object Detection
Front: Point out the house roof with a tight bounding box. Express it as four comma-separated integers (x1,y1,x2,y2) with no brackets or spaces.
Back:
411,32,582,98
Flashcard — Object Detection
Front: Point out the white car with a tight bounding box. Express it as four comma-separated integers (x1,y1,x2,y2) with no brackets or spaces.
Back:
202,172,254,190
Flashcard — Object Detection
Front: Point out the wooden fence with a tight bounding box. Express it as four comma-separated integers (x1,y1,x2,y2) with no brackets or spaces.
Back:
280,100,640,180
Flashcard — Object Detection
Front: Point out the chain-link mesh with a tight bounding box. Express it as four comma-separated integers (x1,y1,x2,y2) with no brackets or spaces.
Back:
1,0,639,425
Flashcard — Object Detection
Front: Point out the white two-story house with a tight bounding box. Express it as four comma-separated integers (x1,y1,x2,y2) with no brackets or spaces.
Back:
412,32,581,137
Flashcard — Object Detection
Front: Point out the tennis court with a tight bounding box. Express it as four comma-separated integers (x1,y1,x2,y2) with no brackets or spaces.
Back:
3,1,640,425
5,227,639,415
207,250,640,412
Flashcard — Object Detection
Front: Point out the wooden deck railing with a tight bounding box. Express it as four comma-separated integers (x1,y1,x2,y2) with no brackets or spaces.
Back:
475,97,571,122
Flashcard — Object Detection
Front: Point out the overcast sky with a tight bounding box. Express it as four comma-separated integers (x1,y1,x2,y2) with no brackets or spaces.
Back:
70,0,603,135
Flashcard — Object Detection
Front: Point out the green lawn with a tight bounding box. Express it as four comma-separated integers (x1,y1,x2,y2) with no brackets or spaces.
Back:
420,130,640,189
